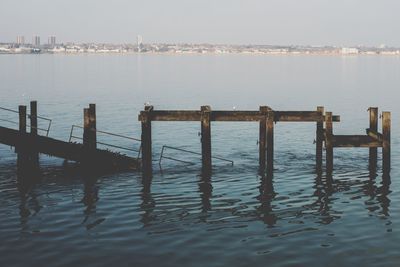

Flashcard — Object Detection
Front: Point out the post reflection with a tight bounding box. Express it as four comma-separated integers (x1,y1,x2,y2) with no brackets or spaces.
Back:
17,169,41,229
256,173,277,226
312,172,336,225
198,171,212,213
81,175,99,225
363,166,391,217
140,172,156,226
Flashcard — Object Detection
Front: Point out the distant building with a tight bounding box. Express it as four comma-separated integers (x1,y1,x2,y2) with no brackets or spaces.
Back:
137,35,143,52
32,35,40,47
341,47,359,55
16,36,25,45
48,36,56,46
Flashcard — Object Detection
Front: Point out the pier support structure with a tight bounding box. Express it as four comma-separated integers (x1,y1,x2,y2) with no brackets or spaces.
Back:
141,105,153,176
201,106,212,174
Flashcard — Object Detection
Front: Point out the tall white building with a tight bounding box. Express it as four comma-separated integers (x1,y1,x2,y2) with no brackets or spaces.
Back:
48,36,56,46
32,35,41,47
137,35,143,52
16,36,25,45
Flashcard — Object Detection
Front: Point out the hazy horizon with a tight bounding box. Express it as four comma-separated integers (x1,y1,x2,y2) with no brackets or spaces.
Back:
1,0,400,46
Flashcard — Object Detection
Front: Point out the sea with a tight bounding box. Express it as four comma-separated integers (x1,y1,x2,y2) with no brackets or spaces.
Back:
0,53,399,267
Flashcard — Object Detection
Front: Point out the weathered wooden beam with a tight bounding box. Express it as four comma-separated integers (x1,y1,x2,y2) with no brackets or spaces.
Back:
138,110,340,122
83,108,90,147
266,109,274,175
88,104,97,149
368,107,378,168
141,105,153,174
366,128,383,142
259,106,268,171
325,112,333,173
275,111,340,122
201,106,212,173
212,111,262,121
332,135,382,148
139,110,201,121
17,105,28,170
30,101,39,165
382,112,391,173
316,106,324,171
0,126,140,170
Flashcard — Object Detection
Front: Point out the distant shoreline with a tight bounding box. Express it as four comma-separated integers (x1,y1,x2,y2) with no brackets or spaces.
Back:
1,51,400,56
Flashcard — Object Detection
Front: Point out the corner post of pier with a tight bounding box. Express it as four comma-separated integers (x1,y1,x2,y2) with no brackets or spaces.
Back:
83,108,90,147
325,112,333,174
88,104,97,149
266,108,274,176
382,111,391,174
316,106,324,172
141,105,153,175
369,107,378,170
17,105,28,170
201,105,212,174
30,101,39,166
259,106,268,172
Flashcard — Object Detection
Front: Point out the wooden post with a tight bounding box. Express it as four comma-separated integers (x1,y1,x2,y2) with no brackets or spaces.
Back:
88,104,97,149
30,101,39,165
325,112,333,174
382,112,391,173
83,108,90,147
369,107,378,170
316,106,324,172
259,106,268,171
266,109,274,175
17,105,28,169
141,105,153,174
201,106,212,174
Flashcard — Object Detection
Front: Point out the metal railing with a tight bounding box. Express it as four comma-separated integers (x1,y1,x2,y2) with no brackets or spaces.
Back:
159,145,234,166
0,106,52,136
69,125,142,158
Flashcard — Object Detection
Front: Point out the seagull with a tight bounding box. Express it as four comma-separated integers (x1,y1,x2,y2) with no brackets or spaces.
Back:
233,106,236,110
144,101,150,107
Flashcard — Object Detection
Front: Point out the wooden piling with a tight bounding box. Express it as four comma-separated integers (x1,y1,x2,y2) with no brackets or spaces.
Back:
266,109,274,175
17,105,28,168
83,108,90,147
316,106,324,171
259,106,268,171
88,104,97,149
368,107,378,170
201,106,212,173
141,105,153,174
382,112,391,173
325,112,333,173
30,101,39,166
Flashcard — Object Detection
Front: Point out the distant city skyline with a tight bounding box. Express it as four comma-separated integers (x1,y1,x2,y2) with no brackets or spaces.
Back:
1,0,400,46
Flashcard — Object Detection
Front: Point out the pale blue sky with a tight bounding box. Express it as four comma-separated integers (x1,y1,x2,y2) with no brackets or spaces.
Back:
1,0,399,46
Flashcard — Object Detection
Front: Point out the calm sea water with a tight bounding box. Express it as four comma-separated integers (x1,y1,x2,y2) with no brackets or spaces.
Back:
0,54,400,267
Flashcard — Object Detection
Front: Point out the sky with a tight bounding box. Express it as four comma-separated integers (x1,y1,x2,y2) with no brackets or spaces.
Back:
1,0,400,46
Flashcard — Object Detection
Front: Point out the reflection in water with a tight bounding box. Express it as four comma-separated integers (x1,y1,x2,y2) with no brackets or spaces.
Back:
140,173,156,227
81,175,100,228
256,174,277,226
198,171,212,213
17,168,41,231
312,172,337,225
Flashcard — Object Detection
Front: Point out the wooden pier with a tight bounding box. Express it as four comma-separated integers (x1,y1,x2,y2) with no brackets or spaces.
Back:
139,105,390,176
0,102,391,176
0,102,140,172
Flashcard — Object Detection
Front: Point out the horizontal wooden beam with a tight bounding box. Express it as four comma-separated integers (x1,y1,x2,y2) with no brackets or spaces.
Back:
211,111,261,121
332,135,382,148
150,110,201,121
139,110,340,122
275,111,340,122
366,128,383,142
